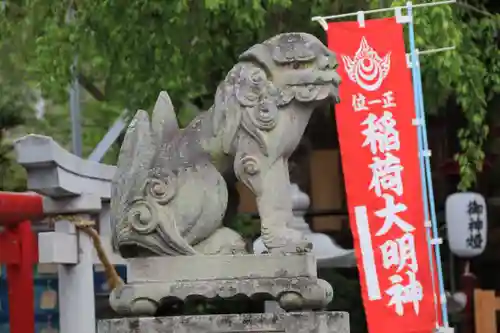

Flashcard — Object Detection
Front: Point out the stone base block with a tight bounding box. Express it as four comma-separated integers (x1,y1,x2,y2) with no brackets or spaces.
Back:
98,311,350,333
110,277,333,315
110,254,333,316
127,253,318,283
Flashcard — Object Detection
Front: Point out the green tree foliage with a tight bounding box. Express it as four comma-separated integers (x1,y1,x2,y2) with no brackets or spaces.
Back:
1,0,368,111
0,34,36,191
0,0,364,179
0,91,30,191
369,0,500,190
2,0,498,190
20,97,124,164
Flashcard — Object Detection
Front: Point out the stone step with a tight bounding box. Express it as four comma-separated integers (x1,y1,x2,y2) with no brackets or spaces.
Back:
97,312,350,333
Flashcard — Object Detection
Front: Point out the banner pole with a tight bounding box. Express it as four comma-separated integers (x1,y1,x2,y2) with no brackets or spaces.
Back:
312,0,456,26
406,1,450,327
417,46,455,56
404,12,441,330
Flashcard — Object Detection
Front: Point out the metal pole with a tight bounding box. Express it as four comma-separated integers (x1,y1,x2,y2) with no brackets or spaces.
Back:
407,1,450,327
70,58,82,157
67,5,82,157
312,0,456,21
409,46,440,327
417,46,456,55
88,113,127,162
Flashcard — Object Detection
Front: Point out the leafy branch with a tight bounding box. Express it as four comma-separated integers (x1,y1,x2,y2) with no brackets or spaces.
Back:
370,0,500,190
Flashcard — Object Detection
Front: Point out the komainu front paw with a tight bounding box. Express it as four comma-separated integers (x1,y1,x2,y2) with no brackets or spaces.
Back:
262,227,312,254
270,240,313,254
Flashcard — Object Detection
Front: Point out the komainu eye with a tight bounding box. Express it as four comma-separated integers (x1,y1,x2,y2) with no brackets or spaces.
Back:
287,61,312,69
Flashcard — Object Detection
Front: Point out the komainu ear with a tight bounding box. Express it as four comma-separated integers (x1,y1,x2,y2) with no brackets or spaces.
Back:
212,84,226,135
151,91,179,144
111,110,155,227
212,83,242,155
238,44,274,76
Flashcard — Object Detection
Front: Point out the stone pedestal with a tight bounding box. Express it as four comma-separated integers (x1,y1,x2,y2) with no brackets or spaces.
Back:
98,312,349,333
110,254,333,315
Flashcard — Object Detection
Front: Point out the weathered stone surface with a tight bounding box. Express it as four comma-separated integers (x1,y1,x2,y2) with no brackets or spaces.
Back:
127,254,317,282
110,32,341,257
97,312,349,333
110,276,333,315
111,254,333,316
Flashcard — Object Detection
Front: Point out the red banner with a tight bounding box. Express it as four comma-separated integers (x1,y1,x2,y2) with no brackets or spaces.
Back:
328,18,437,332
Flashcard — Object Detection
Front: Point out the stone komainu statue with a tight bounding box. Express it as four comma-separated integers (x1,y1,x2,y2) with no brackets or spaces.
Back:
111,32,340,258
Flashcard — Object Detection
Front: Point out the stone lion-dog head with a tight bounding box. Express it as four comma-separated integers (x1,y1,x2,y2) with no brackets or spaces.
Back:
212,32,340,207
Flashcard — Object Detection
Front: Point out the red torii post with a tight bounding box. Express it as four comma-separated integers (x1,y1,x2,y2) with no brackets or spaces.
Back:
0,191,44,333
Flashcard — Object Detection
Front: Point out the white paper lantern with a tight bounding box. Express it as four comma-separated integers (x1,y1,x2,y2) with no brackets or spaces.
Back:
445,192,487,258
